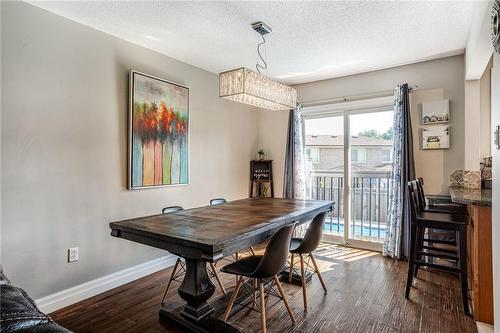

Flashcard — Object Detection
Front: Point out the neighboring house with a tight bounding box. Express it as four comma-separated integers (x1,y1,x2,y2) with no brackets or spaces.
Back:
305,134,393,224
305,135,393,174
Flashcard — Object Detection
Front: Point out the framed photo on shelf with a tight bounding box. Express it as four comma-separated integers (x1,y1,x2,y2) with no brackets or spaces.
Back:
420,99,450,124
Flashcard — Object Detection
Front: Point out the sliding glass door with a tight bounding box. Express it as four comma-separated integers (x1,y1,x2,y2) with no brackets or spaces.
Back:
348,111,393,246
305,115,344,240
304,108,394,250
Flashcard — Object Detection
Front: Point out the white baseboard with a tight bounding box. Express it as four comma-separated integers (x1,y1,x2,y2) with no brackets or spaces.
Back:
35,254,177,314
476,321,494,333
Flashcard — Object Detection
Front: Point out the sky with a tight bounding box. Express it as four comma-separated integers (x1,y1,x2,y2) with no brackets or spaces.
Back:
305,111,394,136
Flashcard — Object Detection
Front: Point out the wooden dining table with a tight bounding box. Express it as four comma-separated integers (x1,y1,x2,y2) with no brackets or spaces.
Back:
109,197,333,333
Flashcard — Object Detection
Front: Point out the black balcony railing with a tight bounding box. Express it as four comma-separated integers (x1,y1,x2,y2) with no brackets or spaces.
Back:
307,171,391,241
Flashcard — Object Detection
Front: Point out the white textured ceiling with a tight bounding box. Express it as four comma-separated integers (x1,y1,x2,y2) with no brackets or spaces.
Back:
28,1,479,84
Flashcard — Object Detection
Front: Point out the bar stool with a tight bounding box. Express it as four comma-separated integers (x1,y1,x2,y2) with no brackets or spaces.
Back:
414,177,467,249
405,181,470,315
160,206,226,304
415,178,467,215
288,212,327,311
221,224,296,333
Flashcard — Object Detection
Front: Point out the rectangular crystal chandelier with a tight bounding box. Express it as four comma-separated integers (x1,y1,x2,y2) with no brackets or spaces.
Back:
219,67,297,111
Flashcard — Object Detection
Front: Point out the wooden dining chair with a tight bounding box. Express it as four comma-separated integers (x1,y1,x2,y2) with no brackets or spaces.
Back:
414,177,467,253
415,178,467,214
288,212,327,311
406,181,470,315
160,206,226,304
221,224,296,333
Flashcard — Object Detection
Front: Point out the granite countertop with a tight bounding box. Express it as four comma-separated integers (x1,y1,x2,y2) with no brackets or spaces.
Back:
449,186,492,206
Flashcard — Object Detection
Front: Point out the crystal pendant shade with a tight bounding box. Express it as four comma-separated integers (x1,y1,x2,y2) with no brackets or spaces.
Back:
219,67,297,111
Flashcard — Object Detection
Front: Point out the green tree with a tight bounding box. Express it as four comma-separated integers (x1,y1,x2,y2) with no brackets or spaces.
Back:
381,127,393,140
358,127,393,140
358,129,380,138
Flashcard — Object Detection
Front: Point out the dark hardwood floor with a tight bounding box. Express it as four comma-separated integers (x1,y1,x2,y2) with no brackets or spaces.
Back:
50,244,477,333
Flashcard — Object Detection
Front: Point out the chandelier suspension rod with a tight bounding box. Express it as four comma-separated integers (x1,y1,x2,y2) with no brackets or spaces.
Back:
256,33,268,75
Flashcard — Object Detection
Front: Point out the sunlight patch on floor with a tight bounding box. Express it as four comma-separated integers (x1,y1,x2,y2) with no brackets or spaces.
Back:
316,243,379,262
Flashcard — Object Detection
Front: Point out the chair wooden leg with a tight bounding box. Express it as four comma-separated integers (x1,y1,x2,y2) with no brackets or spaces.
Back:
252,278,257,308
250,246,256,255
259,280,267,333
273,276,295,324
310,253,327,293
161,258,181,304
223,277,243,321
414,226,424,278
299,254,308,311
209,262,226,295
289,253,295,283
405,222,418,299
234,252,239,285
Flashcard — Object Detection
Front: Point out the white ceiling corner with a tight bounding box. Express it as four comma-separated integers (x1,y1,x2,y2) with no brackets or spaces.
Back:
465,0,494,80
27,1,480,84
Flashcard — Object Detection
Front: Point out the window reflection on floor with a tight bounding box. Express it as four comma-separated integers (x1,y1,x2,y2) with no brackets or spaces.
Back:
315,243,379,264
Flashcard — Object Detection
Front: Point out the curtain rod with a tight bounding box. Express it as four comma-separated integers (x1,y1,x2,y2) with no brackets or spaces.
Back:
299,85,418,107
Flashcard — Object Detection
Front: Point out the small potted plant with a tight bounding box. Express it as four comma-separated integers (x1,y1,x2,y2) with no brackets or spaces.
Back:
258,149,265,160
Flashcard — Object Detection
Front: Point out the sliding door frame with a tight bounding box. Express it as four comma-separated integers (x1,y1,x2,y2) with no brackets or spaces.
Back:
303,96,394,252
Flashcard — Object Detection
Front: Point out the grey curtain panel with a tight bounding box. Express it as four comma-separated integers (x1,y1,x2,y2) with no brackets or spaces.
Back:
283,109,296,199
283,104,309,236
283,104,306,200
383,83,415,259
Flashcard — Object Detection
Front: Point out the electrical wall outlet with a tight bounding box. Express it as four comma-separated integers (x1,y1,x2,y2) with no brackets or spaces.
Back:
68,247,79,263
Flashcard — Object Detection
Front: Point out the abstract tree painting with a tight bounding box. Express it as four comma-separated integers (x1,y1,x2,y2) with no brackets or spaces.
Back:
129,71,189,189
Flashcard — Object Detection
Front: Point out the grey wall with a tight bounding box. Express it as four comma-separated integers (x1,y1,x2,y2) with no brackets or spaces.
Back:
1,1,259,298
258,55,466,196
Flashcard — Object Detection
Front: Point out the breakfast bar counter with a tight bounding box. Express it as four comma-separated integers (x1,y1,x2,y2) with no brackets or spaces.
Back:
449,186,493,324
449,186,492,206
